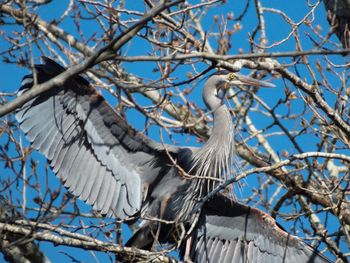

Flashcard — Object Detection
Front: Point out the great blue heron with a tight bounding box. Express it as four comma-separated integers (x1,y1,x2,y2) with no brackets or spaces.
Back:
15,57,331,262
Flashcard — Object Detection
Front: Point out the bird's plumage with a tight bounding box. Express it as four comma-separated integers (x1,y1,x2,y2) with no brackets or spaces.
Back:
15,57,331,262
16,57,184,220
183,194,331,263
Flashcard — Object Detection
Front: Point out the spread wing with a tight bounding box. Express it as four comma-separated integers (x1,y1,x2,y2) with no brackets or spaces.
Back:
184,194,331,263
15,57,171,220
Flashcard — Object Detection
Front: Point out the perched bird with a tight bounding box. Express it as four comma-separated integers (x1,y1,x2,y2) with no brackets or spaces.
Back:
15,57,331,262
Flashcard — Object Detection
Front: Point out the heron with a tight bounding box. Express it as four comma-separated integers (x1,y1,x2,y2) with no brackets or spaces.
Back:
15,57,331,262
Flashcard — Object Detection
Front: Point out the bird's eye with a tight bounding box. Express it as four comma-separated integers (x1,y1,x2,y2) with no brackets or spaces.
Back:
228,73,236,80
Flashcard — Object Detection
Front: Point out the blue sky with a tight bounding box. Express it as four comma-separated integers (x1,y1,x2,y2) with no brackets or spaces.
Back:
0,0,347,262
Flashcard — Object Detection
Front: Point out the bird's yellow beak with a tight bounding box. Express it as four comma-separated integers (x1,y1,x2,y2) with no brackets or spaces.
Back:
228,73,275,88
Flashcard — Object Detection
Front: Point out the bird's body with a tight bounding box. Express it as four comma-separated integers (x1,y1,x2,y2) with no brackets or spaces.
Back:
16,58,226,248
15,57,331,262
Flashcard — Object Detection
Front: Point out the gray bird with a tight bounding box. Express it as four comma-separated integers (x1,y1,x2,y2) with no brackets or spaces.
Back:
15,57,331,262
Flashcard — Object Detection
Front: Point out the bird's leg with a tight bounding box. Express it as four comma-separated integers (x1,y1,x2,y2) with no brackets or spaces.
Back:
182,211,201,262
178,211,200,262
183,235,193,263
176,222,186,249
186,210,200,236
151,194,172,250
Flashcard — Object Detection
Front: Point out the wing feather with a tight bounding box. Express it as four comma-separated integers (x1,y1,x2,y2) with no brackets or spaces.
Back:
79,156,100,200
246,241,254,262
71,150,94,196
15,57,168,220
218,240,228,263
208,238,218,260
101,177,116,215
198,237,207,258
58,135,82,182
232,238,243,263
66,145,90,188
87,167,105,206
46,116,75,161
94,169,112,211
107,181,121,217
183,194,332,263
25,109,55,143
211,239,223,262
52,120,81,173
113,185,128,216
223,240,236,263
39,120,63,156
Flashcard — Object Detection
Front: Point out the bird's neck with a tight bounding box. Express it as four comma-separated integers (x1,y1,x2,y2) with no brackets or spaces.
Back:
191,104,235,192
211,104,233,143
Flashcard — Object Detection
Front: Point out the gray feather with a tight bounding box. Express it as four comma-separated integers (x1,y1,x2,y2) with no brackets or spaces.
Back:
184,194,331,263
78,158,101,201
100,177,116,215
15,58,177,220
94,169,112,211
107,181,121,217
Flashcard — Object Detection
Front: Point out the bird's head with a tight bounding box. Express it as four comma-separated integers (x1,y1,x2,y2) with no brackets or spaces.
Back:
203,72,275,111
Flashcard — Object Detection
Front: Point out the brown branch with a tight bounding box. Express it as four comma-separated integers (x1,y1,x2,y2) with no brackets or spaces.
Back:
0,221,177,263
275,66,350,142
236,145,350,226
0,0,184,118
0,196,50,263
106,48,350,61
297,197,348,263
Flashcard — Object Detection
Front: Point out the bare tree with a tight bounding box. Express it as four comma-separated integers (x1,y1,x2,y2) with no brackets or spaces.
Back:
0,0,349,262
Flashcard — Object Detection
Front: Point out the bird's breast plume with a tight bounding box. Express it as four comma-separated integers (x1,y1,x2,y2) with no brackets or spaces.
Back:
190,105,235,194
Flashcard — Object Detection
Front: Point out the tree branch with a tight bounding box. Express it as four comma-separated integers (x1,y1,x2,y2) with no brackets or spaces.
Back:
0,221,177,263
0,197,50,263
0,0,184,118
